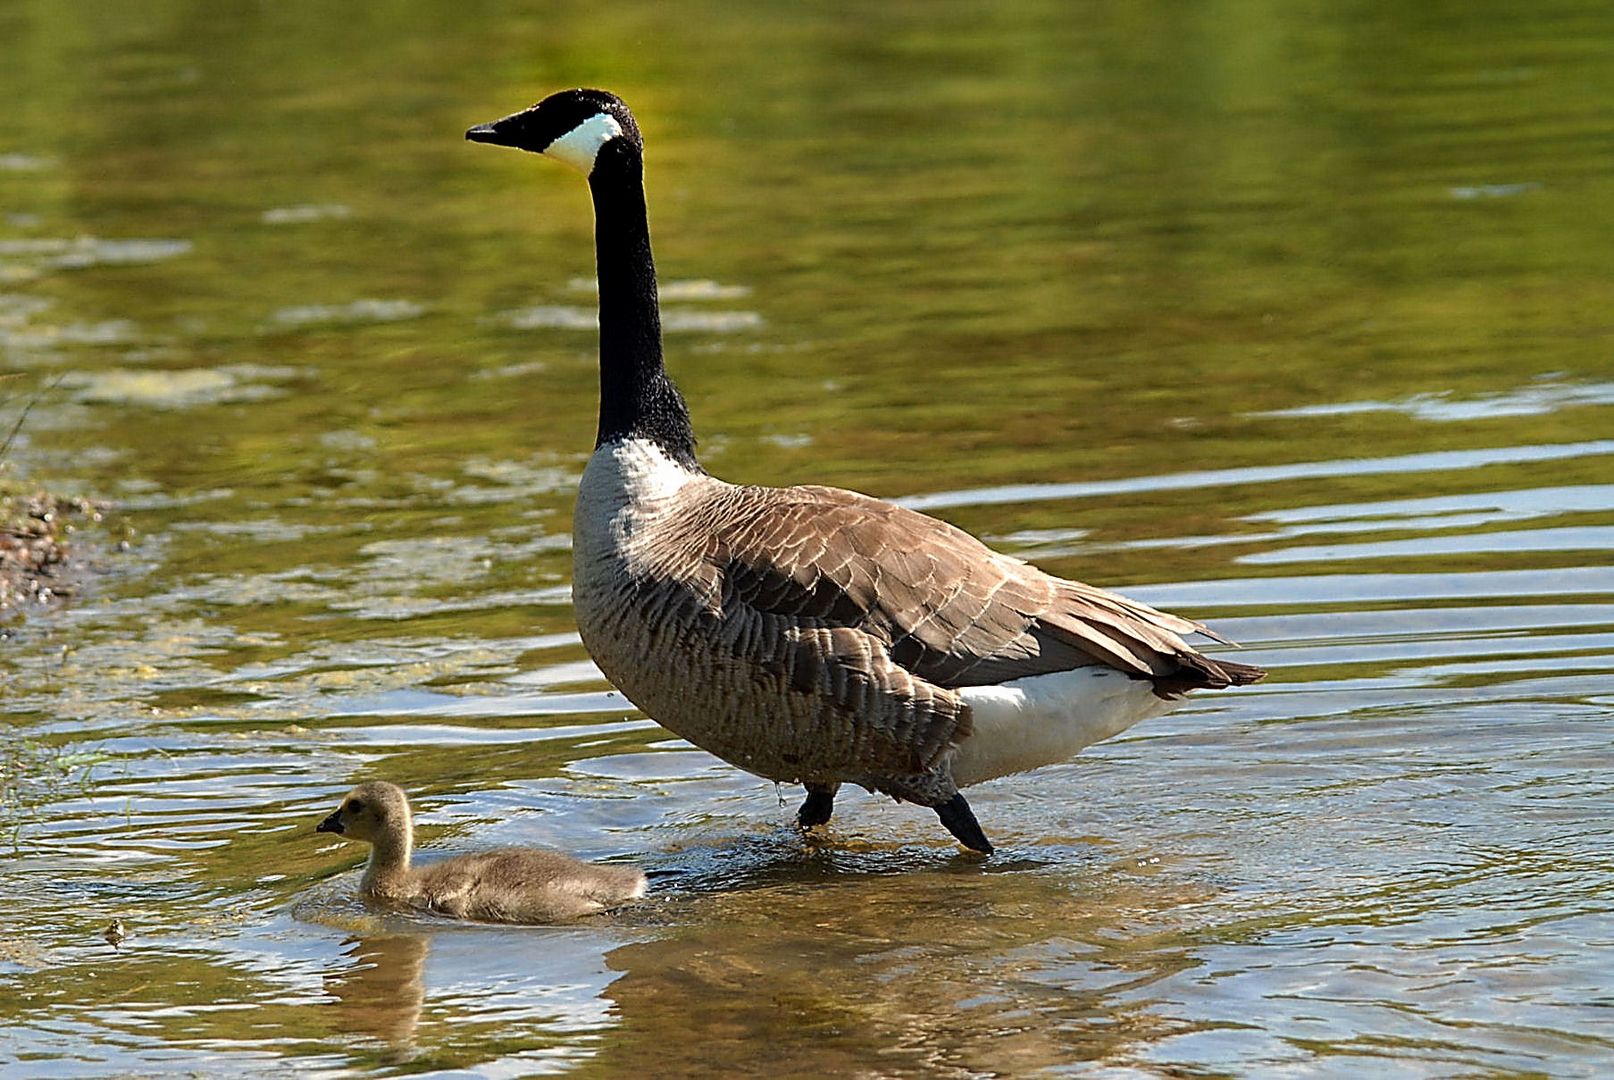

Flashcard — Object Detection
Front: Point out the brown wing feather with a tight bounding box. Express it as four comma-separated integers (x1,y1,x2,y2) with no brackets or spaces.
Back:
708,484,1263,694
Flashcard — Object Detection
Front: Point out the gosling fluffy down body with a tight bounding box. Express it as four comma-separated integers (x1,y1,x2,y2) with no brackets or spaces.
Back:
317,781,646,923
467,90,1264,854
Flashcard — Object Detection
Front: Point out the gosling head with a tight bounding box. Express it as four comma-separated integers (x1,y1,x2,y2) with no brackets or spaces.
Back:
465,88,641,176
316,780,413,846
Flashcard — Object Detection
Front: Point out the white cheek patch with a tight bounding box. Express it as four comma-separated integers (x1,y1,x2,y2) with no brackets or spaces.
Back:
545,113,625,174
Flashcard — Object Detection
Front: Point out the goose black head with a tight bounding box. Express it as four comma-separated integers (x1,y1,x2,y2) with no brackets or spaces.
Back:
466,89,642,175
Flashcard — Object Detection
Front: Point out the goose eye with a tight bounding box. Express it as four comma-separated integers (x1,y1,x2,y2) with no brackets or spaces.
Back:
346,799,364,814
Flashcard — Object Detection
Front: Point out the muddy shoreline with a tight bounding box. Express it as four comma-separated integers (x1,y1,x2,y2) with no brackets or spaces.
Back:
0,488,101,615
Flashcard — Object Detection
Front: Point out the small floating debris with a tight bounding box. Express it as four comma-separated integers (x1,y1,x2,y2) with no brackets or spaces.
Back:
460,456,574,494
663,309,763,332
0,237,190,284
0,293,54,324
318,429,378,452
0,236,192,272
61,364,299,408
65,368,234,406
261,203,354,225
495,303,761,333
0,937,49,966
271,298,425,327
471,358,548,380
497,304,596,330
0,154,53,172
664,280,752,301
0,293,144,359
0,319,140,353
567,276,751,300
1448,182,1540,200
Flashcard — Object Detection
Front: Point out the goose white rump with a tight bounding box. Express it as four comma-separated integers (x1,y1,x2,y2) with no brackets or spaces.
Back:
953,668,1177,788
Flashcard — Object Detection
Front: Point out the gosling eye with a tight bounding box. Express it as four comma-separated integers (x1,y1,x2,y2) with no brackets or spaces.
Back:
346,799,364,814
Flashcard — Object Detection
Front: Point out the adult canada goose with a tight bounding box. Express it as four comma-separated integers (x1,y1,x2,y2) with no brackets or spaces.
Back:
466,90,1264,855
316,781,647,923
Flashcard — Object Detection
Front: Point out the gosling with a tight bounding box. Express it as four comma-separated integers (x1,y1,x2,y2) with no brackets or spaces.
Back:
315,780,647,923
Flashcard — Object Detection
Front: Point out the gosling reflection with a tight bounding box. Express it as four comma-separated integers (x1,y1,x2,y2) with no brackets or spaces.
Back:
326,933,428,1051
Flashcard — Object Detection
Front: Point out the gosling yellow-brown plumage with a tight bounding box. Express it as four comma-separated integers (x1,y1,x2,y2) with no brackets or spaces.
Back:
316,780,646,924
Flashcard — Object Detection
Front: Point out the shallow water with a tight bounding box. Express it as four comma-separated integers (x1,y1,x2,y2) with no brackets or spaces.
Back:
3,1,1613,1076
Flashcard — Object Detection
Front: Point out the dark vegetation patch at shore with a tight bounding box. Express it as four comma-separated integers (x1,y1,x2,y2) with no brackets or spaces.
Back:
0,487,103,615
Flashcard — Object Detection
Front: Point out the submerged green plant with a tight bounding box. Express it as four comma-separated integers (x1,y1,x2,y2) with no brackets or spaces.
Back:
0,737,112,852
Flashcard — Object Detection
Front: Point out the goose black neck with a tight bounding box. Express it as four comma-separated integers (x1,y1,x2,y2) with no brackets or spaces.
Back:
587,141,700,470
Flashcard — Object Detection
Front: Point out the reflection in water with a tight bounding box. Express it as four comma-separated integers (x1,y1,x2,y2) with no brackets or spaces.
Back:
598,864,1207,1076
898,439,1614,513
326,933,428,1055
1253,378,1614,422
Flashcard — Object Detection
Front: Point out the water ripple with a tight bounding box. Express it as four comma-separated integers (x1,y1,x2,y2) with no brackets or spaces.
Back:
899,441,1614,512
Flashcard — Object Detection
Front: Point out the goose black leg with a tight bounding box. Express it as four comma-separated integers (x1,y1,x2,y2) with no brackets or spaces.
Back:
797,782,838,829
935,793,993,854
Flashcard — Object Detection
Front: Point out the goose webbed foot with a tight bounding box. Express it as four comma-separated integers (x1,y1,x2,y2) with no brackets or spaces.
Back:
797,782,838,829
936,792,993,855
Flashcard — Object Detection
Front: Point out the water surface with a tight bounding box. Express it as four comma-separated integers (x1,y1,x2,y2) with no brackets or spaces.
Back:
3,1,1613,1076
